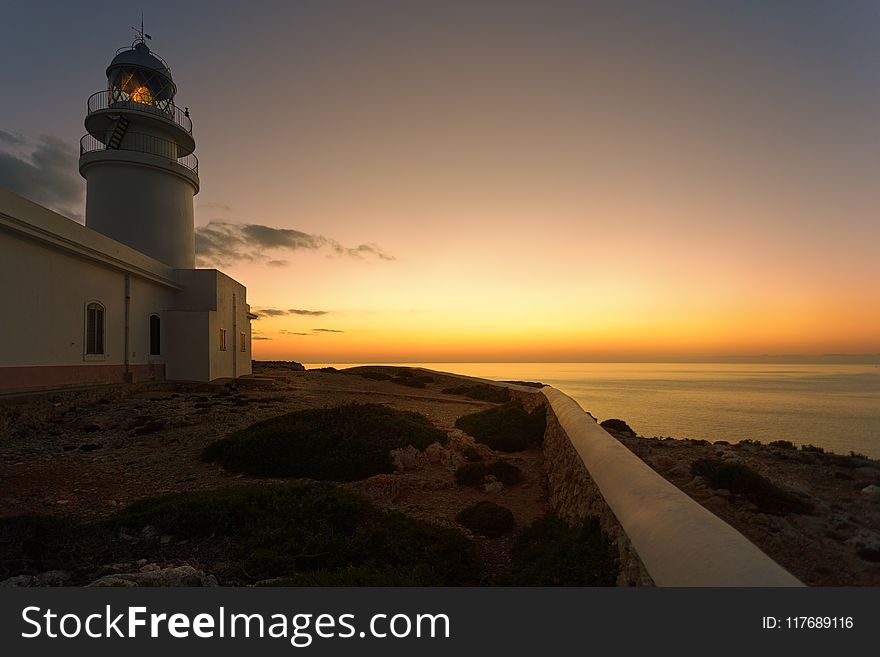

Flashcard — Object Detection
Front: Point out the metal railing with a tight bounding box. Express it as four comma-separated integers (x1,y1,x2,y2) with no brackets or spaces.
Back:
87,90,192,133
80,132,199,175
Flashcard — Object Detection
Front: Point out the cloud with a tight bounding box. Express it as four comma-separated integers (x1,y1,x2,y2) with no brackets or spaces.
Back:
280,330,312,336
266,259,288,267
252,336,272,340
194,221,394,267
0,134,84,220
198,201,232,213
0,130,25,147
288,309,328,316
254,307,330,318
313,328,344,333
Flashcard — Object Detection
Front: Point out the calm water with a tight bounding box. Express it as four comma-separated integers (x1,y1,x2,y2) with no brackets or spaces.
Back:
306,362,880,459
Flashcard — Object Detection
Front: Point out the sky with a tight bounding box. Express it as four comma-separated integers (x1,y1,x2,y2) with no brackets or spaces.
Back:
1,0,879,362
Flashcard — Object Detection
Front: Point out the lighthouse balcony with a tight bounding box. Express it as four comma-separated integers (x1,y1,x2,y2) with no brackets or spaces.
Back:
85,90,195,154
80,132,199,175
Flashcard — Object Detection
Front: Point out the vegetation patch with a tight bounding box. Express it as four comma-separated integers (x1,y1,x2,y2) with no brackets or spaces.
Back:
349,371,393,382
503,515,618,586
391,375,435,389
800,444,825,454
202,403,447,481
442,384,510,403
456,501,515,537
455,402,546,452
501,380,545,388
691,458,813,515
454,461,523,487
109,484,480,585
769,440,796,450
600,418,635,436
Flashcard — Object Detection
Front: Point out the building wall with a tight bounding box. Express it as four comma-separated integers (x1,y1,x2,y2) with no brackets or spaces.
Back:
0,188,254,390
0,230,175,389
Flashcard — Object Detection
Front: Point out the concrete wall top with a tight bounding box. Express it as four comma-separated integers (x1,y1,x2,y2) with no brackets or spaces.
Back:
0,187,178,288
542,387,803,587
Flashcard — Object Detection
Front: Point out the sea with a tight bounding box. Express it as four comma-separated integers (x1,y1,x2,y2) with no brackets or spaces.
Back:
304,363,880,459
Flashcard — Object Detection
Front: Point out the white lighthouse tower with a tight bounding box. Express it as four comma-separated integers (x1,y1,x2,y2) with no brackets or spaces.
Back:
79,31,198,269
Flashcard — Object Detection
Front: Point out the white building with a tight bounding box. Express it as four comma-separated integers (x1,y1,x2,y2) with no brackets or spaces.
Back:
0,37,255,391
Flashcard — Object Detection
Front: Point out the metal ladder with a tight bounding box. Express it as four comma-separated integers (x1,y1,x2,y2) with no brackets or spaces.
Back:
105,115,130,150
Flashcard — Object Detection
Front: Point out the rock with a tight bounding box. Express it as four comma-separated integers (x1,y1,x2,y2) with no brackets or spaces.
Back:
87,565,218,587
391,445,421,470
860,484,880,498
599,419,636,436
159,534,173,545
35,570,72,586
484,481,504,493
0,575,35,587
424,443,445,464
141,525,158,539
715,489,732,499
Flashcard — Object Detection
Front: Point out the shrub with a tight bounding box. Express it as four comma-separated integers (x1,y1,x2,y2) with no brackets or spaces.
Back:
504,516,617,586
350,371,393,381
455,402,546,452
391,375,434,388
442,384,510,403
769,440,796,450
456,502,515,537
690,458,812,515
501,380,545,388
800,444,825,453
600,418,635,436
110,484,480,585
454,463,488,486
202,403,447,481
455,461,523,487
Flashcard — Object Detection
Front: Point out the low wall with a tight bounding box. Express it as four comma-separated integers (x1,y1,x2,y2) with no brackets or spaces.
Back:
541,387,803,587
419,368,803,587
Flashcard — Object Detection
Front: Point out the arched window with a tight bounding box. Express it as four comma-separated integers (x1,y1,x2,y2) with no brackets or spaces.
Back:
149,314,161,355
85,302,105,355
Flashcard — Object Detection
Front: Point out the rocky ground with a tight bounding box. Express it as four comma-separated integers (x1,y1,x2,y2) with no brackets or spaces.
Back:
0,365,549,586
1,364,878,586
610,430,880,586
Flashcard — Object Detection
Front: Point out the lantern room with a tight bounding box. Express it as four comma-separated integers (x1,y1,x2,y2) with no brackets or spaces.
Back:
107,41,177,113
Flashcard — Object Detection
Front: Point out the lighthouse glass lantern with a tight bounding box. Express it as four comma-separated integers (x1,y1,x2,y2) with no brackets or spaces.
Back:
107,42,177,114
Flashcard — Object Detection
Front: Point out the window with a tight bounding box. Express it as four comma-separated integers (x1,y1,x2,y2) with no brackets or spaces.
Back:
240,331,247,353
85,302,105,355
219,328,227,351
149,314,161,355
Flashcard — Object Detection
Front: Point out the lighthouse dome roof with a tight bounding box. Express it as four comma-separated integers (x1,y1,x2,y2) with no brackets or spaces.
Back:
107,42,173,81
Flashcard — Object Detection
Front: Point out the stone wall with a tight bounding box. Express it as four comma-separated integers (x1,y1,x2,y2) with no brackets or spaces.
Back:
542,407,654,586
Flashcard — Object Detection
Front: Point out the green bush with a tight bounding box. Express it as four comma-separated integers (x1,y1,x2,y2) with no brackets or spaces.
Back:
504,515,618,586
456,501,515,537
691,458,812,515
455,402,546,452
110,484,480,585
442,384,510,403
455,461,524,487
202,403,447,481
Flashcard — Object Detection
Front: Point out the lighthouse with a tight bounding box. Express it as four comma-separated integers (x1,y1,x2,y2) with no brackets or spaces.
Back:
0,29,256,389
79,33,198,269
